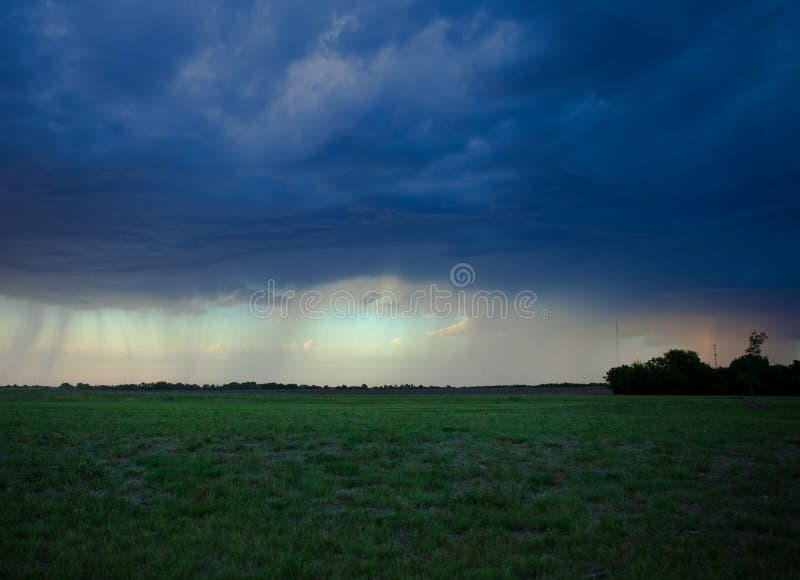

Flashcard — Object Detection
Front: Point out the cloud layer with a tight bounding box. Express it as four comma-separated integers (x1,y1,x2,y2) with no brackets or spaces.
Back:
1,1,799,382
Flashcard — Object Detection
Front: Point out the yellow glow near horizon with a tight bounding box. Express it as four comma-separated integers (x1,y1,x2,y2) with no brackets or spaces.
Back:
0,289,795,387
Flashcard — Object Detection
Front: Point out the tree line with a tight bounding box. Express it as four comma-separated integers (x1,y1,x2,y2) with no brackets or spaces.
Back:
606,331,799,395
0,381,604,391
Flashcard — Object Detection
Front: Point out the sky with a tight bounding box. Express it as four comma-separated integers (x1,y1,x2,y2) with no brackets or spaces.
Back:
1,0,799,386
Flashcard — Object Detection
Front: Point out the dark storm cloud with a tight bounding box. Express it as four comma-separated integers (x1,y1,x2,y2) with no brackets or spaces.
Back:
0,0,798,320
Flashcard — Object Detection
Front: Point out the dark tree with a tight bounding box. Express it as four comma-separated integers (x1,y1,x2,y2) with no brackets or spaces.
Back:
745,331,768,357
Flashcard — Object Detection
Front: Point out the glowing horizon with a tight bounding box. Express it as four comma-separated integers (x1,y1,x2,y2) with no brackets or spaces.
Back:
1,1,798,384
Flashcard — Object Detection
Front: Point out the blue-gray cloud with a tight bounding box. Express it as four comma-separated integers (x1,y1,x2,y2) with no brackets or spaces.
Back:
1,0,798,327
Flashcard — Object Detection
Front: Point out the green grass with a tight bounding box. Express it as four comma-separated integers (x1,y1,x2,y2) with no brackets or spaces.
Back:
1,391,798,578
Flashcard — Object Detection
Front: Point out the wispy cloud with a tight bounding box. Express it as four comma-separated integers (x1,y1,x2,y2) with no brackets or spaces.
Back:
427,317,470,337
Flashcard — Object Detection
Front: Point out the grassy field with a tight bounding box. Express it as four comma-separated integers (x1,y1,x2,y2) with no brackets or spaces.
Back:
1,391,798,578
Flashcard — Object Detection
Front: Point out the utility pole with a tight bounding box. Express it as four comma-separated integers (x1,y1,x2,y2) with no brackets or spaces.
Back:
616,320,620,367
713,344,718,369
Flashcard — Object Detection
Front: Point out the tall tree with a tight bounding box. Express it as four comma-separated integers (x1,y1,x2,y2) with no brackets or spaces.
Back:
745,331,768,357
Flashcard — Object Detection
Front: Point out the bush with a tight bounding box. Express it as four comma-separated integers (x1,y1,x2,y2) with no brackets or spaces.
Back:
727,355,770,396
606,350,715,395
606,333,799,395
607,353,800,396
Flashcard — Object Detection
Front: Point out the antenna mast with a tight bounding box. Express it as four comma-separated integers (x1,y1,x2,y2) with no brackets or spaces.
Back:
616,320,620,367
713,344,718,369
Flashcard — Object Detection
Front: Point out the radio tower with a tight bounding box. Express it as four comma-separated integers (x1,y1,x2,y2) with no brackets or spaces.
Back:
713,344,718,369
616,320,620,367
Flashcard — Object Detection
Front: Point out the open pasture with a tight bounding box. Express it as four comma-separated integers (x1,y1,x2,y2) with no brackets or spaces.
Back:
1,391,798,578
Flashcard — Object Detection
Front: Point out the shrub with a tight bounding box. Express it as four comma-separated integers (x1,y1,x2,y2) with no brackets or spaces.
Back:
606,350,715,395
